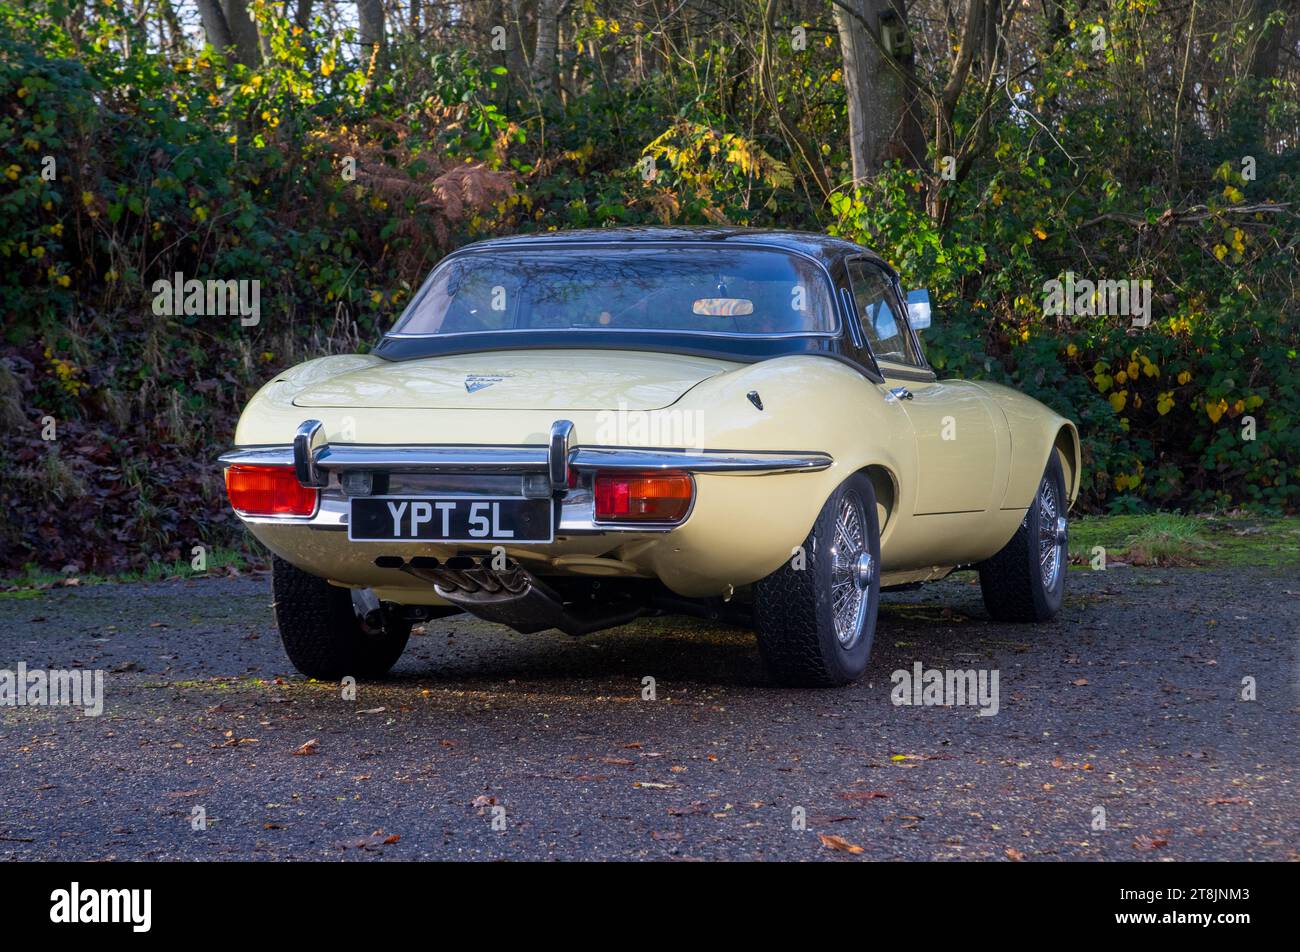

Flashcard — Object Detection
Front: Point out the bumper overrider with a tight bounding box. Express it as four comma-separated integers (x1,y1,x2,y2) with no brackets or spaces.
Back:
219,419,833,630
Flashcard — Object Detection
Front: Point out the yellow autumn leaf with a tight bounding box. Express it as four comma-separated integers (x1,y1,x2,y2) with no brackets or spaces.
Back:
1066,343,1078,357
1109,391,1128,412
1126,361,1139,379
1206,399,1227,423
1115,370,1128,385
1177,370,1191,385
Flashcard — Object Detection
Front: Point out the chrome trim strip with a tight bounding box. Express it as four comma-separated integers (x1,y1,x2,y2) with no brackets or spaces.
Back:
220,444,833,476
220,445,551,472
221,446,296,467
571,447,832,474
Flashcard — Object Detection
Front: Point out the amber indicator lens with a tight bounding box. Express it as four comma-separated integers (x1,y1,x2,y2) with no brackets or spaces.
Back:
593,471,692,522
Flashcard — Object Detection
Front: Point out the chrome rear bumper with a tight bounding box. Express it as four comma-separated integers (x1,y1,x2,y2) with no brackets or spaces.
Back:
219,418,833,482
219,418,833,533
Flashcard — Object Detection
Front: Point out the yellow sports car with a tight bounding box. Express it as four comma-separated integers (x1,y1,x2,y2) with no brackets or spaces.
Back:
222,227,1079,686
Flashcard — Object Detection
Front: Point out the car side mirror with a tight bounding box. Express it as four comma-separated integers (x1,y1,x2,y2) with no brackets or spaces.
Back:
907,289,932,331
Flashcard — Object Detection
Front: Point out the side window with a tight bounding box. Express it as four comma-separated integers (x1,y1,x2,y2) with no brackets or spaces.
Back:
845,260,917,366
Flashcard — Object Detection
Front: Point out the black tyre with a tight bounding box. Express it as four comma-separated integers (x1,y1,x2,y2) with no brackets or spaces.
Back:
978,453,1068,622
271,556,411,680
753,472,881,687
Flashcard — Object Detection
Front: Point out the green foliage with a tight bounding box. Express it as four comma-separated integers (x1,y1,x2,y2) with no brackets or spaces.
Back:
0,0,1297,572
828,117,1300,514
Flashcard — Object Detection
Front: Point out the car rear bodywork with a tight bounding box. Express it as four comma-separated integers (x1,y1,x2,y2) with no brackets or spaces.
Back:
222,228,1079,640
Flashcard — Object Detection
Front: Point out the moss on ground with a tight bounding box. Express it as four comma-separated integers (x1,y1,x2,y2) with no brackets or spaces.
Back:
1068,514,1300,568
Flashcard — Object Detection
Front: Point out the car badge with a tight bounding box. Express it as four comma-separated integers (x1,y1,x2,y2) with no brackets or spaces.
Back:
465,374,506,393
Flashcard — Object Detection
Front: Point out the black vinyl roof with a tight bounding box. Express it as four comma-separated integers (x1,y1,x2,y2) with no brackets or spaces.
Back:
451,226,892,273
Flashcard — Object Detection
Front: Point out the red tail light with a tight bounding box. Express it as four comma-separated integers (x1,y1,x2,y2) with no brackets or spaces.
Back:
593,471,693,523
225,465,318,516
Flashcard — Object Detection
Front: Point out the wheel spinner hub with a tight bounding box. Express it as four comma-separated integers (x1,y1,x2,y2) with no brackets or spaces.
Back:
830,493,873,649
1036,477,1066,589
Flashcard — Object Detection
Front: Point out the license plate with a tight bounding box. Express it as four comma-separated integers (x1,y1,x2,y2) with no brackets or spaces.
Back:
348,496,554,543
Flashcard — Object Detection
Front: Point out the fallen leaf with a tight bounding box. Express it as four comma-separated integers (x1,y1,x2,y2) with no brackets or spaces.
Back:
291,739,319,756
1005,847,1026,862
667,802,707,816
835,790,889,801
1133,835,1168,850
818,833,865,854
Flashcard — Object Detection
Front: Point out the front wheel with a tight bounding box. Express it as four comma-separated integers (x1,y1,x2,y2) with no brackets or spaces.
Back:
977,454,1069,622
753,472,881,687
271,556,411,680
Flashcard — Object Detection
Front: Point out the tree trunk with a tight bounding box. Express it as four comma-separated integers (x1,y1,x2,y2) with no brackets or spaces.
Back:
159,0,185,52
221,0,263,67
1246,0,1284,139
357,0,387,71
531,0,561,94
761,0,830,199
832,0,921,184
295,0,313,30
195,0,234,52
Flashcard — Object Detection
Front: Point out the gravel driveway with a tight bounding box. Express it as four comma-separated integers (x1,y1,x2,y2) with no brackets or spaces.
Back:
1,565,1296,860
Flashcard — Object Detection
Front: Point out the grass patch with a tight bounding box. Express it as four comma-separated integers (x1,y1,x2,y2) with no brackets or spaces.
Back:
1069,513,1300,568
0,547,261,592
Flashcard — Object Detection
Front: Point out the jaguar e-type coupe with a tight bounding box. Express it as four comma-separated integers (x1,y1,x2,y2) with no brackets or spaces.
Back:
221,227,1079,686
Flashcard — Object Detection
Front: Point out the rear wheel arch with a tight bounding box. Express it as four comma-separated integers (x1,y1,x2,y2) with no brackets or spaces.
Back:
1052,424,1081,506
859,464,898,542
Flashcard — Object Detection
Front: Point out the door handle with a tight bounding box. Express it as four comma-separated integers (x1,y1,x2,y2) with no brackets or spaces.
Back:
888,386,914,401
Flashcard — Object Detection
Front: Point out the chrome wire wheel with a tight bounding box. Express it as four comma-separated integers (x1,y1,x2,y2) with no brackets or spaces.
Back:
1036,476,1067,589
829,491,873,649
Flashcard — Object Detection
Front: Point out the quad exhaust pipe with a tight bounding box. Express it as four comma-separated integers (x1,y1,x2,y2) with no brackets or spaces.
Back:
373,555,645,636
